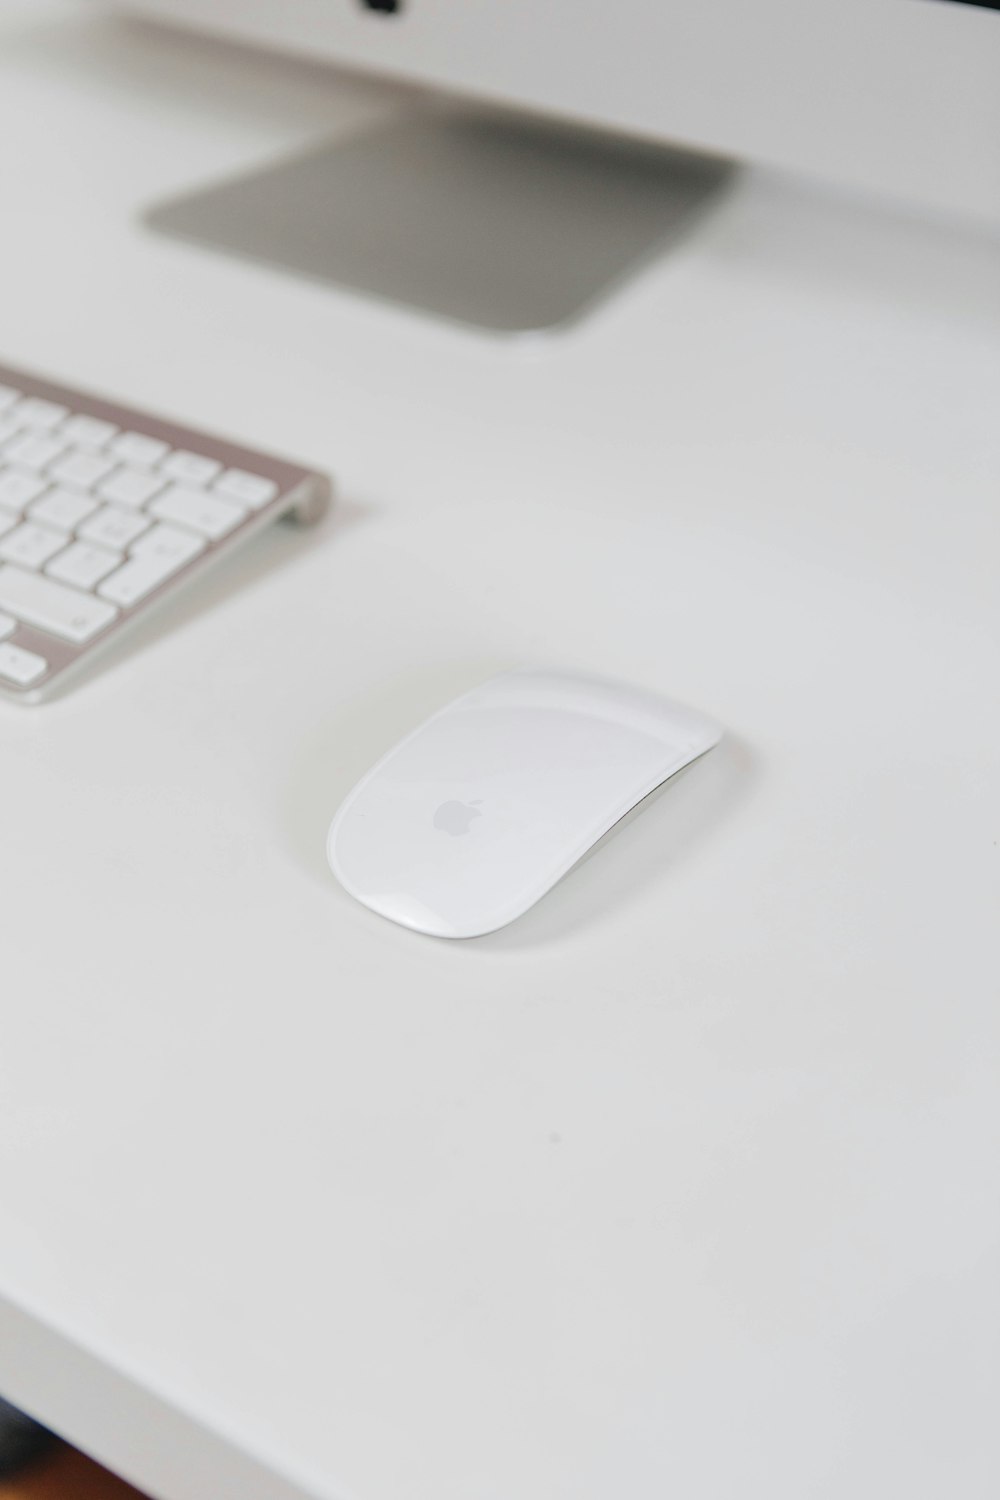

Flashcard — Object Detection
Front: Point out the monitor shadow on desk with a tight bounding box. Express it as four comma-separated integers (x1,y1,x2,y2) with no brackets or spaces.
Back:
145,112,736,335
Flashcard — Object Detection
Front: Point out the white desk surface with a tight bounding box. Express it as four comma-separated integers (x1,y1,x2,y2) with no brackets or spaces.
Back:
1,5,998,1499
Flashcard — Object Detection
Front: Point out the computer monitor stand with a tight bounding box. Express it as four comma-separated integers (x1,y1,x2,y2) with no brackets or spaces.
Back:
145,110,734,333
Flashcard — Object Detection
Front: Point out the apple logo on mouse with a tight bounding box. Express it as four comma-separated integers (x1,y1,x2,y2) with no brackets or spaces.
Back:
433,799,482,836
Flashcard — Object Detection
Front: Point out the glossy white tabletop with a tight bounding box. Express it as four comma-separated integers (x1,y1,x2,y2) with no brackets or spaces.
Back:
0,5,998,1499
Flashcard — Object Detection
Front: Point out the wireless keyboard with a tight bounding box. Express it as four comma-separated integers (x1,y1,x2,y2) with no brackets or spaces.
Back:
0,363,331,703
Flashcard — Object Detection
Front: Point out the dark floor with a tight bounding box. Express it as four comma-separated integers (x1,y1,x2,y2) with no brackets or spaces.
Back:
0,1445,146,1500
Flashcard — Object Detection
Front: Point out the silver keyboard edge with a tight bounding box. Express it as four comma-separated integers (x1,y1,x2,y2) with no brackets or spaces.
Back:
0,473,332,706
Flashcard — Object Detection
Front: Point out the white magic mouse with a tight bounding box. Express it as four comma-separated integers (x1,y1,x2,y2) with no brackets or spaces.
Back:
327,669,722,939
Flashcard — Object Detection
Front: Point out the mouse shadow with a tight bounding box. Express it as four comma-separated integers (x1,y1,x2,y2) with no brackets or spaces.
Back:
474,733,756,952
286,676,757,952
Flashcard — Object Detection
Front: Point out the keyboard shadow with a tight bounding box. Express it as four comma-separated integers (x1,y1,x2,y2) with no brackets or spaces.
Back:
41,495,367,704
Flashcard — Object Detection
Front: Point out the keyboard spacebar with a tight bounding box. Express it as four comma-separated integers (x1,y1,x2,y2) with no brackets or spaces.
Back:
0,564,118,644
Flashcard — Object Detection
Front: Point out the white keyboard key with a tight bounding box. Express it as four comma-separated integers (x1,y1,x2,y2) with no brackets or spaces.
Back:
60,414,118,449
99,546,197,607
0,564,117,643
110,431,169,468
0,470,48,515
30,486,99,531
213,468,278,510
79,504,150,551
0,641,47,686
150,483,245,540
130,522,205,566
97,466,165,509
160,449,221,486
0,522,70,570
49,447,118,490
13,398,68,430
0,366,328,699
3,432,65,472
47,540,122,590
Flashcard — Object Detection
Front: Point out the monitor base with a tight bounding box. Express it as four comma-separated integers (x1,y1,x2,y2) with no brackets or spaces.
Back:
145,111,734,333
